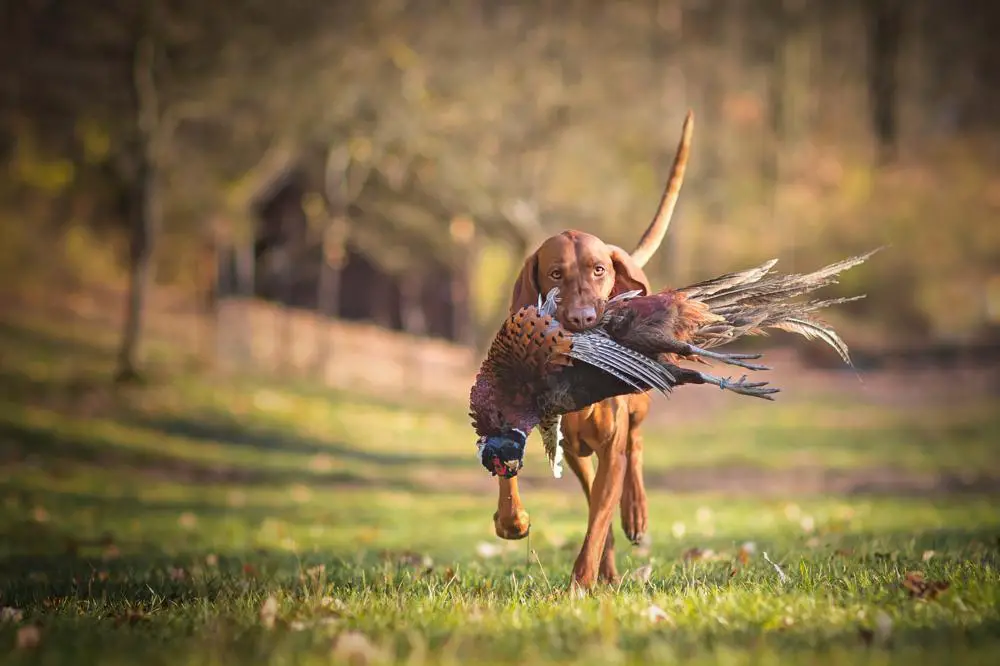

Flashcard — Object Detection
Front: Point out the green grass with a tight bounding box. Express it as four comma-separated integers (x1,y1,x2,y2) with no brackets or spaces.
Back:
0,313,999,664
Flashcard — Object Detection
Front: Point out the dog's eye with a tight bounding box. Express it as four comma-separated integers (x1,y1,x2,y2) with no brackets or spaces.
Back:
549,269,562,280
593,265,606,276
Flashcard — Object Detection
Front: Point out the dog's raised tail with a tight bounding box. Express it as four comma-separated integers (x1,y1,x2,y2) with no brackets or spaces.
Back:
630,110,694,269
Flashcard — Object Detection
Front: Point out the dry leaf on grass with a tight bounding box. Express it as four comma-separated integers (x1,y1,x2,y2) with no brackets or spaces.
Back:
901,571,950,600
737,542,755,565
113,609,149,627
922,550,936,562
630,564,653,583
15,625,41,649
332,631,385,665
178,512,198,529
475,542,503,559
860,610,893,647
1,607,23,623
643,604,674,625
259,596,279,629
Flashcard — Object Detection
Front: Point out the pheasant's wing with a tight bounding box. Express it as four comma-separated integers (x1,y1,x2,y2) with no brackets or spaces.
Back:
484,305,676,417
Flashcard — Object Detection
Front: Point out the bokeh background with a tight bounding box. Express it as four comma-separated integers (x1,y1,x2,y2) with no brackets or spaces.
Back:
2,0,1000,615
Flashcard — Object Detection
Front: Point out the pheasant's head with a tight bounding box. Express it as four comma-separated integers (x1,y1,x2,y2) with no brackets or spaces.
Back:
475,428,528,479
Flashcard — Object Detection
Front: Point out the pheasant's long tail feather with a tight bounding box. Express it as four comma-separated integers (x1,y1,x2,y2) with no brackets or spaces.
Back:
678,247,882,366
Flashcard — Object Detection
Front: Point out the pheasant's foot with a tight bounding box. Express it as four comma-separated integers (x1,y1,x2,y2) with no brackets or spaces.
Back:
701,373,780,400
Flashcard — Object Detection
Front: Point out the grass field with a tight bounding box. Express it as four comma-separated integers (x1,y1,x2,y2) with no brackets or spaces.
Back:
1,310,999,665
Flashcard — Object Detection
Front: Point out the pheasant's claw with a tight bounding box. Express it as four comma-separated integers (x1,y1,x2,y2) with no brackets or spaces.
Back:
711,373,781,400
698,372,780,400
685,345,771,371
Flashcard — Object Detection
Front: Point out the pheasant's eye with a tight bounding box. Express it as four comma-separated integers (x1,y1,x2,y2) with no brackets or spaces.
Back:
549,269,562,280
593,265,606,277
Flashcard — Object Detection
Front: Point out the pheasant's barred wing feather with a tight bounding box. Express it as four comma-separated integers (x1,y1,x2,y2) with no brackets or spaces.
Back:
566,334,676,395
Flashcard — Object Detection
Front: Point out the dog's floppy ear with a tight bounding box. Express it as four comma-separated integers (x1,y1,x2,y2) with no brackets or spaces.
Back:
508,251,541,314
608,245,651,297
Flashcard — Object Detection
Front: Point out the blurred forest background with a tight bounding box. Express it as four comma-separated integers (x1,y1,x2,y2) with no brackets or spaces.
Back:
2,0,999,399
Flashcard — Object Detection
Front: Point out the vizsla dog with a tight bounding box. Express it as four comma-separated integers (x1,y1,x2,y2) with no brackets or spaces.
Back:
492,111,694,589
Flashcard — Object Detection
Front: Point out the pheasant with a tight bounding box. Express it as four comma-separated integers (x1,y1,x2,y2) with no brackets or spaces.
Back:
469,248,880,480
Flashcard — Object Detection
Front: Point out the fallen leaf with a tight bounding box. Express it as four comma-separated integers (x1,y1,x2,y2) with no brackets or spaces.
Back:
113,609,149,627
321,597,349,613
290,484,312,503
260,596,279,629
205,554,219,567
901,571,950,600
15,625,41,649
643,604,673,625
875,611,893,643
331,630,384,665
1,607,23,623
921,550,936,562
308,454,335,472
300,564,326,583
737,542,755,565
178,512,198,529
226,490,247,507
631,564,653,583
682,547,719,562
475,542,502,559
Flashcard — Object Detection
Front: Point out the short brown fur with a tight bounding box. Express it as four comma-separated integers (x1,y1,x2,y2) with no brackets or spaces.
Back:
492,111,695,589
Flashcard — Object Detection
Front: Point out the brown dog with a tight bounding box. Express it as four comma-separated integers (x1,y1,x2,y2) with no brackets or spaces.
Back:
492,111,694,589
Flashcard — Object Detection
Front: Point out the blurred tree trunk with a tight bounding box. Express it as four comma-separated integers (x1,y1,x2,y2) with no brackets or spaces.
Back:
399,270,427,336
449,215,475,347
867,0,903,165
114,34,161,384
233,215,256,365
315,215,348,375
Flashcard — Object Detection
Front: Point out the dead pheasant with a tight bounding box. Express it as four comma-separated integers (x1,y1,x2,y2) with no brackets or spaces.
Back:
469,293,778,480
469,248,880,479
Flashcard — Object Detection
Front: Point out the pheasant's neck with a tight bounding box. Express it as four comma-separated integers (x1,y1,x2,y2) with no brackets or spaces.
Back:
470,372,540,437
